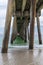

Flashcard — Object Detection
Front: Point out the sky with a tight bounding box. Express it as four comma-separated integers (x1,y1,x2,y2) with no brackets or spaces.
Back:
0,0,43,29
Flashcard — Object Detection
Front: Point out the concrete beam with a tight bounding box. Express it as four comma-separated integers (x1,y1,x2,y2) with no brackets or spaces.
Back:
11,16,17,44
22,0,27,12
29,0,36,49
12,0,16,15
2,0,13,53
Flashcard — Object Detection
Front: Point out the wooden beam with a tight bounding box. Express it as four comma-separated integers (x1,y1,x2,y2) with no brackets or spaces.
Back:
22,0,27,12
2,0,13,53
37,13,42,44
11,16,17,44
29,0,36,49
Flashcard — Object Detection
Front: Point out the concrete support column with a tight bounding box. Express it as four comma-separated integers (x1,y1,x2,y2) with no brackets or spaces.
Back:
25,26,27,42
24,17,29,42
20,17,29,42
29,0,36,49
2,0,13,53
11,16,17,44
27,22,30,40
19,23,26,41
37,13,42,44
27,28,29,42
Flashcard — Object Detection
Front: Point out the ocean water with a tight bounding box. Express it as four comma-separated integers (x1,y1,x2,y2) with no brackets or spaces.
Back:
34,25,43,45
0,26,43,47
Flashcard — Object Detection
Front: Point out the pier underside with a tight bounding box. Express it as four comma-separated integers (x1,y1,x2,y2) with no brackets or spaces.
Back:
1,0,43,53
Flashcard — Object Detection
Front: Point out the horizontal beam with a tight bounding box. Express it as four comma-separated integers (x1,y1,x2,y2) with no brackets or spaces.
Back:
22,0,27,12
13,11,29,17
